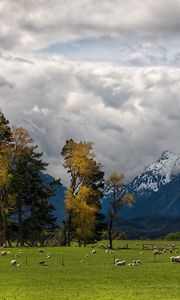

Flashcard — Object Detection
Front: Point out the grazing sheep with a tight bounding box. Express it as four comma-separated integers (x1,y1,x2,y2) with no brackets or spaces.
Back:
38,248,44,253
11,260,17,266
105,250,109,254
115,259,120,264
92,250,96,254
115,260,126,266
85,254,88,258
170,256,180,263
153,249,162,255
1,251,7,256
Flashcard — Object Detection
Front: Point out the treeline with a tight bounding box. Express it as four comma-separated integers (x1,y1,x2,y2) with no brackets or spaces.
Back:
0,111,134,248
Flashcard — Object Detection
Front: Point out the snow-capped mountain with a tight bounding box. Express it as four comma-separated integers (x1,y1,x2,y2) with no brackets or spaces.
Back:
115,150,180,237
125,150,180,197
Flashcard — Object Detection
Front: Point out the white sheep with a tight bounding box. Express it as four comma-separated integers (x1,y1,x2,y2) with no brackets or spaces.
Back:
170,256,180,263
115,260,126,266
92,249,96,254
11,260,17,266
38,248,44,253
132,260,141,266
1,250,7,256
153,249,162,255
105,250,109,254
115,258,120,264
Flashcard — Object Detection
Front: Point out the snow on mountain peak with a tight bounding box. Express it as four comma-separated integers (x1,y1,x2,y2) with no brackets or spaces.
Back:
129,150,180,196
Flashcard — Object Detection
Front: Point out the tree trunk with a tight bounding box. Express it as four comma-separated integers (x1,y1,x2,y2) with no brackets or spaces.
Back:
17,199,24,246
30,200,35,247
1,211,7,246
67,213,72,247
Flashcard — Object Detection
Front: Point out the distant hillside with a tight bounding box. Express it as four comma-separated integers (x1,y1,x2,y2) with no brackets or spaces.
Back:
41,173,66,224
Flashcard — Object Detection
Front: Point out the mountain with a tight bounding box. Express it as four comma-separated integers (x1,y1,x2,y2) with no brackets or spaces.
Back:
120,150,180,219
114,150,180,237
41,173,66,224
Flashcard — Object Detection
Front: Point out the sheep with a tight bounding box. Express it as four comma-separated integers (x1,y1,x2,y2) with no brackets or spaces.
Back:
127,260,142,266
105,250,109,254
46,254,51,259
85,254,89,258
38,248,44,253
11,260,17,266
153,249,162,255
1,250,7,256
115,260,126,266
92,250,96,254
170,256,180,263
115,258,120,264
16,263,21,267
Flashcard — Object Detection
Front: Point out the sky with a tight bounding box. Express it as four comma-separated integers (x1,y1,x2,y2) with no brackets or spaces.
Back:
1,0,180,185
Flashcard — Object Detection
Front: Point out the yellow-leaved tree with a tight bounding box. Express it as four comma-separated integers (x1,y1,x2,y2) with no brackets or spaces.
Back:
61,139,104,246
65,187,98,246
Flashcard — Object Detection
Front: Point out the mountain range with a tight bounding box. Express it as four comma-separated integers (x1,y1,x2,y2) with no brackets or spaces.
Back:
45,150,180,238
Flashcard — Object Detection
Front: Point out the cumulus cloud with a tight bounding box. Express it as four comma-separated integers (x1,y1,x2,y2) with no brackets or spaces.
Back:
1,0,180,54
0,53,180,184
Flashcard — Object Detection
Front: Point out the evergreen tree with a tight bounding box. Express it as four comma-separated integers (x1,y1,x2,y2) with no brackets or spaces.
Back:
0,112,14,246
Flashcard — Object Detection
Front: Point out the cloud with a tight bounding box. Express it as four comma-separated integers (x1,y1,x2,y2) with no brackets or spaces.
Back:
1,0,180,54
1,53,180,184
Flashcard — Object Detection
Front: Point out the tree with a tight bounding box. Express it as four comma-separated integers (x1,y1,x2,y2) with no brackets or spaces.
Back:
61,139,104,246
0,112,14,246
15,146,56,246
104,173,134,249
65,187,98,246
11,126,33,246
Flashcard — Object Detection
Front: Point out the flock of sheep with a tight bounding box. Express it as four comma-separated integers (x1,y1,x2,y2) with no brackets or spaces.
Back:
0,248,51,267
0,241,180,268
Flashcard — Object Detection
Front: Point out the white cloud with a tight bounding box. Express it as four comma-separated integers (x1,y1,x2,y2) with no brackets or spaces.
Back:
1,53,180,184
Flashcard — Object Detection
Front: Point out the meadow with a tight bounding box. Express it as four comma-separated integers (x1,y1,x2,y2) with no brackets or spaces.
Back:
0,240,180,300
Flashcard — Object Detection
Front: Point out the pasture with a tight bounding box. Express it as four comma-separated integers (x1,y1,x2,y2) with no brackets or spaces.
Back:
0,240,180,300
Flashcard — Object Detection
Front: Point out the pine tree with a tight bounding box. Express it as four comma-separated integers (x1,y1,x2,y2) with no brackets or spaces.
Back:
0,112,14,246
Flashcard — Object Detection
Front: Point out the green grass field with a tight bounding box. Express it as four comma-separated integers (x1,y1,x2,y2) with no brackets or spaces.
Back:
0,240,180,300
